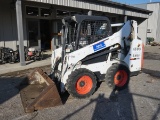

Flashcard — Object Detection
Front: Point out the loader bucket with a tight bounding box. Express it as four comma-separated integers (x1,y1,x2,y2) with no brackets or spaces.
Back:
20,68,62,113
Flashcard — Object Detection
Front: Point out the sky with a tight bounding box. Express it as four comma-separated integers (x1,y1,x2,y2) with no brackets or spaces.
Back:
112,0,160,4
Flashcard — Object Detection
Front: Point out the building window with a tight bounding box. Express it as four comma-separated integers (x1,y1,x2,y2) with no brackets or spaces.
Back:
56,10,70,18
26,6,39,16
40,8,52,17
111,17,116,23
70,11,85,15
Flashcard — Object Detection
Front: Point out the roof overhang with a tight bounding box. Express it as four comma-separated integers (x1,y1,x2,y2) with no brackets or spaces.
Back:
62,15,110,24
25,0,152,18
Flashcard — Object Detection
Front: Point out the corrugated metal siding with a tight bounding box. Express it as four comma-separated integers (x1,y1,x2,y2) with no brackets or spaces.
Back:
0,0,18,50
26,0,149,18
156,4,160,42
138,19,147,44
147,3,159,41
134,4,147,10
0,6,3,47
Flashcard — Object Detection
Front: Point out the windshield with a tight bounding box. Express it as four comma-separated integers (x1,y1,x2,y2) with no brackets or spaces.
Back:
66,21,78,45
63,20,111,52
63,21,78,52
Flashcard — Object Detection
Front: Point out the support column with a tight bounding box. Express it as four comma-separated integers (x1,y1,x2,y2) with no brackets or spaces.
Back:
16,0,26,66
124,15,127,22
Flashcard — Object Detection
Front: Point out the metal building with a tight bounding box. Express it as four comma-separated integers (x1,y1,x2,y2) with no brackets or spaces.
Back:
0,0,152,65
134,2,160,42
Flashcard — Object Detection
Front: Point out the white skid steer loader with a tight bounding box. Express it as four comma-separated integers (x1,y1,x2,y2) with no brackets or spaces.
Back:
20,15,144,113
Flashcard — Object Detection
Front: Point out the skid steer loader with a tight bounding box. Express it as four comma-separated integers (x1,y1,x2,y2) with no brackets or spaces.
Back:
20,15,144,112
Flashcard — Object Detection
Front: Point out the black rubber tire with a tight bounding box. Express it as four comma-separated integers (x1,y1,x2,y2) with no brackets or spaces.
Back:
8,57,12,63
26,56,30,61
40,51,43,60
66,68,97,99
105,64,130,90
34,56,37,61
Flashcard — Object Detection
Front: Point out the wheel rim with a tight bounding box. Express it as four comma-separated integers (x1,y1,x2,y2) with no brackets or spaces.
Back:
114,70,128,87
76,75,93,95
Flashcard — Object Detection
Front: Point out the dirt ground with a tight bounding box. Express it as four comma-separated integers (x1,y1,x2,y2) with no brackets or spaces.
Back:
0,46,160,120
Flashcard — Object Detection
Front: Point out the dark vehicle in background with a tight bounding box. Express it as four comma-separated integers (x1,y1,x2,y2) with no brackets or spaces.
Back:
0,46,44,64
0,47,18,64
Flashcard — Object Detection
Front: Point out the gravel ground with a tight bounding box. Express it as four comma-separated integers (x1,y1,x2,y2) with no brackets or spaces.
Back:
0,46,160,120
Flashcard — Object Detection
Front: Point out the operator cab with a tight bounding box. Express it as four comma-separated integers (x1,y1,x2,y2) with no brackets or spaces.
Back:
62,15,112,53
